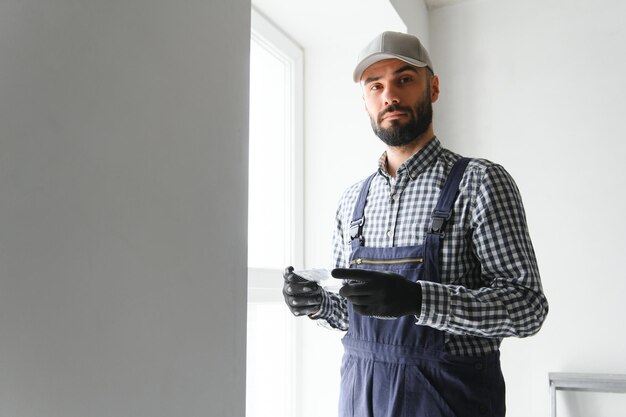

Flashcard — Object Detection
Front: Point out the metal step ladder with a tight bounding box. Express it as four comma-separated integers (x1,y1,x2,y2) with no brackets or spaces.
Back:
549,373,626,417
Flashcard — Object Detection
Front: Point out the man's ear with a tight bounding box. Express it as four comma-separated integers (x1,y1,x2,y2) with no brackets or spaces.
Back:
430,75,440,103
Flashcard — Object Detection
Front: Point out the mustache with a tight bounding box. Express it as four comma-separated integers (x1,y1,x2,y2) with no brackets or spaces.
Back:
378,104,413,123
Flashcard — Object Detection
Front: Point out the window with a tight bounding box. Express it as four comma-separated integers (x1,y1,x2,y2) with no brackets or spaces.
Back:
247,7,303,417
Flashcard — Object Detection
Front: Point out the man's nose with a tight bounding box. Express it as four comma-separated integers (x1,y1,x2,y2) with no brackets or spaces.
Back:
382,85,400,106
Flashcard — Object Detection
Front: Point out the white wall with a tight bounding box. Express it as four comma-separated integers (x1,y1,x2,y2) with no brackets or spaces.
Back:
429,0,626,416
0,1,249,416
390,0,430,47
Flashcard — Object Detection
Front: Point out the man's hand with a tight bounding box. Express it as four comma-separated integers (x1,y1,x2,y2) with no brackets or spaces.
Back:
332,268,422,318
283,266,322,317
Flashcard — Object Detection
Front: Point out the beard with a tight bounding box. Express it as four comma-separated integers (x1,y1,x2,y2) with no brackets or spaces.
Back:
370,87,433,148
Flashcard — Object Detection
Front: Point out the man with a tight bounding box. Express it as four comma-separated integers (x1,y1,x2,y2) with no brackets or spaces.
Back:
283,31,548,417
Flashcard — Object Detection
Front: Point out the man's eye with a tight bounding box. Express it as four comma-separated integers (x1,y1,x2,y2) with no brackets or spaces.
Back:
370,84,381,91
399,76,413,84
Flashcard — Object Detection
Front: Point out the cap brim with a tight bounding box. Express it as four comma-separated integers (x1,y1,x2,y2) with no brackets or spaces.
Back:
353,53,428,83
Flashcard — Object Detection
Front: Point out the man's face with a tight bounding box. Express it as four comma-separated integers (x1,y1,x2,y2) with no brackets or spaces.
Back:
361,59,439,147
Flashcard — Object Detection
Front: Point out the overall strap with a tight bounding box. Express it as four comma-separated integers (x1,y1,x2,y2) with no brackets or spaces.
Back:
349,172,377,250
349,158,471,249
429,157,471,235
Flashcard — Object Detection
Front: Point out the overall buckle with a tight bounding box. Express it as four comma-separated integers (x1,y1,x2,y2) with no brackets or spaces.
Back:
429,210,451,236
349,218,364,240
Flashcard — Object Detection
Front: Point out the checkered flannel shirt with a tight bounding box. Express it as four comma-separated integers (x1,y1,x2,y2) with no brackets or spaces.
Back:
315,137,548,357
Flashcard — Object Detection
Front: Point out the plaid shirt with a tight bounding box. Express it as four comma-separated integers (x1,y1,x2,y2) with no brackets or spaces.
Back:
316,137,548,357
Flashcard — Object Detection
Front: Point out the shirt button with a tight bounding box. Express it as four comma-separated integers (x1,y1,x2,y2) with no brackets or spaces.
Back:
387,230,394,238
392,193,400,201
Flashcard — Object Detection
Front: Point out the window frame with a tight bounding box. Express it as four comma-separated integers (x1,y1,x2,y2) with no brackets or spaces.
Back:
247,7,304,417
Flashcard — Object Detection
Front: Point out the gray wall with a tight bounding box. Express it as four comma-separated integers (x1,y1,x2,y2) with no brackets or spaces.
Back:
0,1,249,416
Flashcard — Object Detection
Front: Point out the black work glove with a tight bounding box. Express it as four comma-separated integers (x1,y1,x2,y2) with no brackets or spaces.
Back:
332,268,422,318
282,266,323,317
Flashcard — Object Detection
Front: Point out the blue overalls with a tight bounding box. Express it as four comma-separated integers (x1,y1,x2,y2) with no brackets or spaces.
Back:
339,158,506,417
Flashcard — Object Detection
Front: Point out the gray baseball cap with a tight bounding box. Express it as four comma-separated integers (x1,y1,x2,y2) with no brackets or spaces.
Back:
353,31,434,83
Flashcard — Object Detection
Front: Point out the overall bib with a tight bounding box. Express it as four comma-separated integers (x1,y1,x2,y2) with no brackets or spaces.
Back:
339,158,505,417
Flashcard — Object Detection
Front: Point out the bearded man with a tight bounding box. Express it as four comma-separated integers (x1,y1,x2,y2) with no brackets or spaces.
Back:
282,31,548,417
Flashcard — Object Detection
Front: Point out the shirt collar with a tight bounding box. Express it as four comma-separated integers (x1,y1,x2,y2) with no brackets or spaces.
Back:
377,136,442,180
